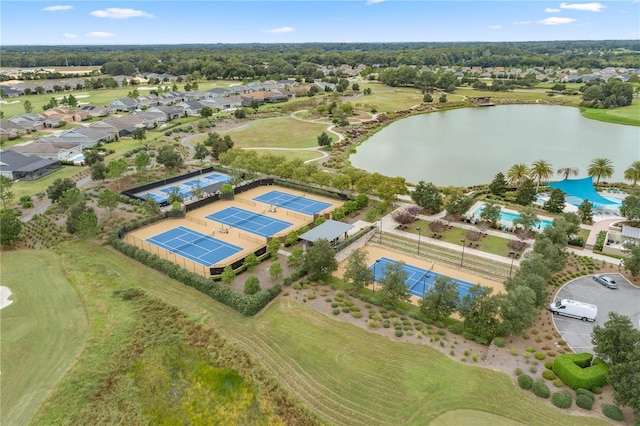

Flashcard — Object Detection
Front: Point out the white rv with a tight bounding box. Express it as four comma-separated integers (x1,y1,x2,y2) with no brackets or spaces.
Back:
549,299,597,322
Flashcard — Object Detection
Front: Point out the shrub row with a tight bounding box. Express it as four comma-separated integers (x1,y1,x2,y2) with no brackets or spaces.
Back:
552,353,609,390
110,235,280,316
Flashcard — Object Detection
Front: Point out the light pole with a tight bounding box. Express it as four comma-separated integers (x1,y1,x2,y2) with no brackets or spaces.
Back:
374,258,381,293
378,218,382,244
509,251,516,277
416,227,422,256
460,238,466,267
422,271,429,297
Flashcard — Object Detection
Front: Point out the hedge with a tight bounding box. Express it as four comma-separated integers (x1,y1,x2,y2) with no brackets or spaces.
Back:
602,404,624,421
551,390,573,409
518,374,533,390
531,380,550,399
552,353,609,390
110,235,281,316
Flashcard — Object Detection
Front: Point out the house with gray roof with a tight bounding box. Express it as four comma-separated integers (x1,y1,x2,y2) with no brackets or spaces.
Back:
146,106,182,123
176,101,205,116
0,119,24,140
75,105,110,120
107,97,139,112
7,141,83,161
9,113,46,131
101,114,157,137
38,126,113,148
0,150,61,180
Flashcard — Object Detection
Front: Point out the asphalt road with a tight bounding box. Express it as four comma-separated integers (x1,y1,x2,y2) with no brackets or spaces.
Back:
551,273,640,353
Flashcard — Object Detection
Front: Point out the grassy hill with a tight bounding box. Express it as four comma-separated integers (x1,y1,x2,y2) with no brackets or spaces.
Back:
5,242,610,425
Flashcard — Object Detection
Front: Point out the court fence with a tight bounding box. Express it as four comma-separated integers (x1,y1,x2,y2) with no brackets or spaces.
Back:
109,231,280,317
185,214,207,226
286,210,311,221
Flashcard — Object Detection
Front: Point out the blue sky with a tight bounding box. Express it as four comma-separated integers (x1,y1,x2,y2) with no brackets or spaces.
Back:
1,1,638,45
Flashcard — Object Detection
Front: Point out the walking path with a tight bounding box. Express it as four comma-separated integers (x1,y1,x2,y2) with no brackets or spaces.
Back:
376,202,622,272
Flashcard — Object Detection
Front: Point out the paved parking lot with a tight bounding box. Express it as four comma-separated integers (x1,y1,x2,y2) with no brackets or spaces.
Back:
551,274,640,353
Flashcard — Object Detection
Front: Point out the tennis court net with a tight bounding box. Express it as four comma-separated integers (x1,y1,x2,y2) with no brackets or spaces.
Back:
276,194,304,208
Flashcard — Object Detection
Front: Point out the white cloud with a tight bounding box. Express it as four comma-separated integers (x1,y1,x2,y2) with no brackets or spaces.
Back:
513,20,531,25
86,32,114,38
269,26,294,34
488,25,502,30
537,16,576,25
63,33,77,39
42,5,72,12
366,0,386,4
560,2,606,12
90,8,154,19
545,8,560,13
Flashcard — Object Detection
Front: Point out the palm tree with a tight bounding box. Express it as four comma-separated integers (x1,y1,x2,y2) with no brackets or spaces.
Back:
624,160,640,187
587,158,614,190
557,167,579,180
530,159,553,192
507,163,530,187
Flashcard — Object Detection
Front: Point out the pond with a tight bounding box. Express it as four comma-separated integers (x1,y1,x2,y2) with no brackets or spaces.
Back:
349,105,639,187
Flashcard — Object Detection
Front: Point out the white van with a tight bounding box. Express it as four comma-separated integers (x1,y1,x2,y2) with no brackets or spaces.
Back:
549,299,597,322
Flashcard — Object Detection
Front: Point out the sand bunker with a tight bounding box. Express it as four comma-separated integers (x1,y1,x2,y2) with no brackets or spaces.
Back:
0,286,14,310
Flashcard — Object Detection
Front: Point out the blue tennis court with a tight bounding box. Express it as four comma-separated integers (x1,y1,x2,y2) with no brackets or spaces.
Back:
145,193,168,203
370,257,477,300
160,186,192,198
203,173,232,184
253,190,332,215
146,226,243,266
206,207,292,238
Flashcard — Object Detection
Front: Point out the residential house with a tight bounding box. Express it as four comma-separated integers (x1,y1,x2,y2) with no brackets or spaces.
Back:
41,106,79,123
9,113,46,131
176,101,205,116
240,90,287,107
0,149,61,180
107,97,139,112
38,126,113,148
74,105,110,120
0,85,24,97
86,121,119,138
0,119,24,140
205,88,229,99
101,114,157,138
314,82,336,92
136,94,161,108
7,141,83,161
146,106,182,123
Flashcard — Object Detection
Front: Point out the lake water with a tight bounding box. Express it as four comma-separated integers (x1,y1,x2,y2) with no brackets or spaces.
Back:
349,105,640,187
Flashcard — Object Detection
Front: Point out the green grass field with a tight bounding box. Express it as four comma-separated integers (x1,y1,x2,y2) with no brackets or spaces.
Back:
0,250,88,426
580,98,640,126
46,242,608,426
352,87,424,113
409,220,516,257
195,117,336,149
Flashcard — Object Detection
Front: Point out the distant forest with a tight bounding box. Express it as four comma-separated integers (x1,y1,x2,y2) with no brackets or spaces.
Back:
2,41,640,77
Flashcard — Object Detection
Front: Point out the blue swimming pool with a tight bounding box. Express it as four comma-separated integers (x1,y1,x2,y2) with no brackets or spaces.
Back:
473,206,554,229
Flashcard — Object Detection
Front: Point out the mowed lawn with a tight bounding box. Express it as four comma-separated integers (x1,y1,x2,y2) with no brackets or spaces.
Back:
352,87,424,113
63,243,611,426
580,98,640,126
213,117,335,149
0,250,88,426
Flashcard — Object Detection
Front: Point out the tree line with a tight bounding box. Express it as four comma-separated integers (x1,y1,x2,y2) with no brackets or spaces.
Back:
2,40,639,76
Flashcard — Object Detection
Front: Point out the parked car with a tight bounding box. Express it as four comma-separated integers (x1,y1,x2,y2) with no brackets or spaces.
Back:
550,299,597,321
593,274,618,289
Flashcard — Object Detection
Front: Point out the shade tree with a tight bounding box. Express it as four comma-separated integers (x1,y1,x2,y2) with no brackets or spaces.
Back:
302,239,337,281
419,276,459,322
378,260,410,309
342,249,374,292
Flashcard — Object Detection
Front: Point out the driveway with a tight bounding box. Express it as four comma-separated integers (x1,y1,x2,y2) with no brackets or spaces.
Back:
551,274,640,353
